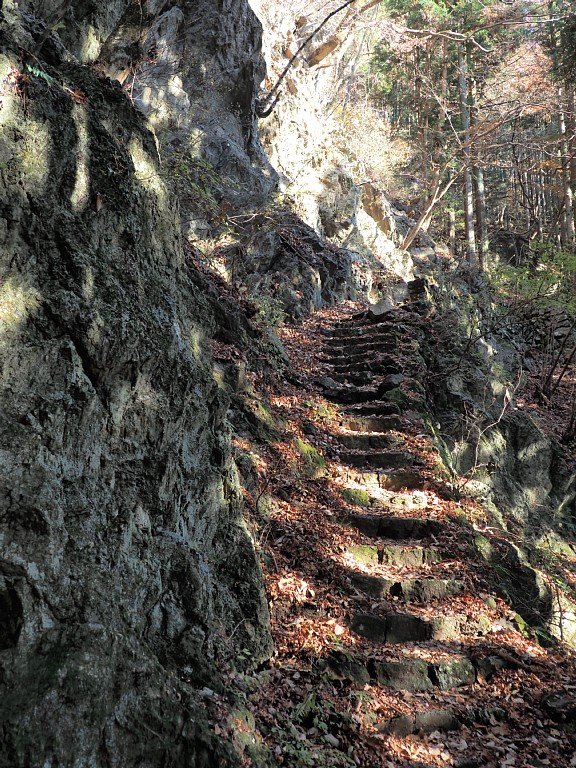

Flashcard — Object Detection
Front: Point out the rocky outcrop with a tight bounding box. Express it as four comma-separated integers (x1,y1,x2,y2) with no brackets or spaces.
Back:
0,11,271,766
428,273,575,529
424,270,576,644
4,0,277,225
253,2,420,306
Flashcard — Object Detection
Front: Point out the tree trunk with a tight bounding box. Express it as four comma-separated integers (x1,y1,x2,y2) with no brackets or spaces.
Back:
449,208,456,254
474,166,487,269
558,88,575,247
470,83,487,268
459,44,477,267
421,37,449,233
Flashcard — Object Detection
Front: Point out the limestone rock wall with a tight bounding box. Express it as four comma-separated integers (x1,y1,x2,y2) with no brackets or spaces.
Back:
0,8,271,766
5,0,277,218
249,1,421,310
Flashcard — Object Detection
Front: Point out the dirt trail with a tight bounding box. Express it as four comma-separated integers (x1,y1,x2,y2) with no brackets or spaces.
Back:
234,293,576,768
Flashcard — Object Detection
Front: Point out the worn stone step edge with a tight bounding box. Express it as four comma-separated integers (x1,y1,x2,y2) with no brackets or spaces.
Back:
322,330,401,346
338,449,417,470
327,652,508,691
329,372,375,386
342,403,402,418
323,340,400,353
331,359,400,375
320,344,398,360
322,321,420,338
321,323,400,338
340,415,403,432
379,705,506,736
342,514,441,539
329,353,401,368
343,468,423,491
330,371,409,387
351,573,461,603
335,433,405,450
350,611,492,644
346,543,442,567
322,371,400,391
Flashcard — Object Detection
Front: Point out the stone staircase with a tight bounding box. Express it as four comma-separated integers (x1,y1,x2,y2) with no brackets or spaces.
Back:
314,294,513,744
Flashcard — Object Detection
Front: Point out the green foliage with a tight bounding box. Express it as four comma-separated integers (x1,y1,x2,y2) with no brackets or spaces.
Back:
304,399,340,423
246,292,286,330
25,64,55,86
267,681,356,767
339,487,371,507
294,438,327,478
540,2,576,80
557,12,576,78
162,145,229,220
266,720,354,767
494,244,576,314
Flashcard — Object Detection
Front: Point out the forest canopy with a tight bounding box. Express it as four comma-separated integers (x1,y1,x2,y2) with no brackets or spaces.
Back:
328,0,576,267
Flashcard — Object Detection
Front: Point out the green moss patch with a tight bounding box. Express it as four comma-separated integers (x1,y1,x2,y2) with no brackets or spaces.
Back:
294,438,327,478
339,487,371,507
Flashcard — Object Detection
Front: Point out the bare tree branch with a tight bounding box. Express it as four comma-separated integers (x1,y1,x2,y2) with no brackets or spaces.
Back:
257,0,360,114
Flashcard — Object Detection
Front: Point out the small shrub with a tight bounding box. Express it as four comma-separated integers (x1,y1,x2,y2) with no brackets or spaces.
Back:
304,399,340,423
162,144,229,220
247,292,286,330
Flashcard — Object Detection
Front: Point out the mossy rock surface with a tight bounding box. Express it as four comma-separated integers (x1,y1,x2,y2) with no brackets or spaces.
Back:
294,437,327,477
339,487,372,507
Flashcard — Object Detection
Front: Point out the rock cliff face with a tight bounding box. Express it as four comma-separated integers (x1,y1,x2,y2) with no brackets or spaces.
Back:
253,1,413,305
5,0,276,206
0,3,272,765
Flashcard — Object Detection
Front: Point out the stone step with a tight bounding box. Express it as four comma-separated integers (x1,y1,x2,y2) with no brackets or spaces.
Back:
323,374,403,405
379,709,461,736
341,415,403,432
351,573,461,602
380,545,442,566
344,514,442,539
321,323,397,339
329,318,418,334
343,402,401,417
323,331,397,348
323,338,397,356
404,298,433,315
339,449,416,470
322,334,404,353
327,651,506,691
346,544,442,567
331,359,400,376
351,612,430,643
350,612,491,644
346,468,423,491
330,371,374,386
322,349,396,366
323,340,398,357
379,704,506,737
322,386,381,405
374,656,476,691
335,433,404,451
